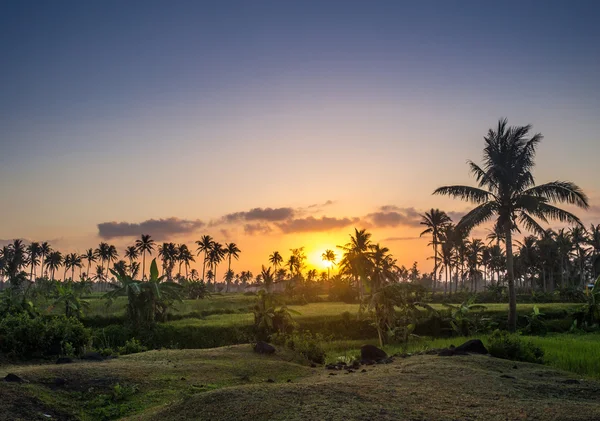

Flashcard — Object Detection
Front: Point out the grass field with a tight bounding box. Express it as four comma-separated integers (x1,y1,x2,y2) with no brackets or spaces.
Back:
2,343,600,420
323,333,600,380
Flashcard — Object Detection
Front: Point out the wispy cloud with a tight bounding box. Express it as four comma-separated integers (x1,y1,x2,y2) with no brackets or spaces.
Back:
275,216,359,233
382,236,424,242
366,206,421,228
244,223,273,235
218,207,295,224
97,218,205,240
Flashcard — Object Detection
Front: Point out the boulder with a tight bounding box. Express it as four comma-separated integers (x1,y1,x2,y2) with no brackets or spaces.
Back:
81,352,104,361
360,345,387,362
56,357,74,365
455,339,488,355
4,373,23,383
254,341,276,355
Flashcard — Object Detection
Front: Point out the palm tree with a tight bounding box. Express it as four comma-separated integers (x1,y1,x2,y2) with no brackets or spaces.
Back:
555,229,573,288
195,235,214,281
125,246,139,270
95,242,110,285
517,236,539,291
178,244,195,280
338,229,373,298
207,242,225,285
82,249,98,281
105,245,119,282
438,225,455,295
64,253,83,281
570,225,589,287
26,242,42,282
466,239,484,292
420,209,452,294
434,118,589,331
269,251,283,272
321,249,337,279
135,234,155,280
46,251,63,281
224,243,241,280
260,265,275,292
39,242,52,279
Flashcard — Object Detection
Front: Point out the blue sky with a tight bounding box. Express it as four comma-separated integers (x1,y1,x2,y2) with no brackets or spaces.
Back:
1,0,599,271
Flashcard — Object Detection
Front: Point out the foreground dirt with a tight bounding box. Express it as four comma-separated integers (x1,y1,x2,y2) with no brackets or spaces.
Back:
1,346,600,421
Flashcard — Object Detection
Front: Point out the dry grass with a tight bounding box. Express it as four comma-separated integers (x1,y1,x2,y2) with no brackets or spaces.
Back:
2,345,600,420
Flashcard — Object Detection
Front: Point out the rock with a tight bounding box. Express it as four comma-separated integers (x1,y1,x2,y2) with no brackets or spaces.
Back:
266,378,275,383
361,369,367,373
360,344,387,362
346,369,354,373
254,341,276,355
500,374,516,379
56,357,74,364
310,363,317,368
562,379,580,384
361,359,375,365
325,364,338,370
81,352,104,361
287,379,291,383
329,373,336,376
54,378,67,387
455,339,488,355
350,360,361,369
4,373,23,383
513,365,518,369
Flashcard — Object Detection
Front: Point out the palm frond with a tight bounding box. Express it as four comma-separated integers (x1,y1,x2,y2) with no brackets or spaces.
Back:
456,202,497,233
525,181,589,208
535,202,583,226
433,185,494,204
518,213,546,237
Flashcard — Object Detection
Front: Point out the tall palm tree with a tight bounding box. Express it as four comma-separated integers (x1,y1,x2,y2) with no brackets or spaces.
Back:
64,252,83,281
517,236,540,291
207,242,225,284
420,209,452,293
570,225,589,287
135,234,155,280
39,242,52,279
555,229,573,288
438,224,456,295
105,245,119,282
46,251,63,281
95,242,110,284
260,265,275,293
125,246,139,267
434,118,589,331
195,235,214,281
82,248,98,280
26,242,42,281
268,251,283,272
321,249,336,279
466,239,484,292
224,243,241,279
338,228,373,298
178,244,195,279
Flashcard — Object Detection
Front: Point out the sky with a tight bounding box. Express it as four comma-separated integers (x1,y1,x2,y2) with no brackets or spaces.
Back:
1,0,600,275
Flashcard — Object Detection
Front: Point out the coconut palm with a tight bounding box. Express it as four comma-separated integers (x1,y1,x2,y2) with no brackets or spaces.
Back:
420,209,452,293
178,244,195,280
570,225,589,287
517,236,539,290
105,245,119,282
82,249,98,281
224,243,241,275
195,235,214,281
46,251,63,281
269,251,283,272
135,234,155,280
125,246,139,268
321,249,337,279
338,229,373,298
555,229,573,288
95,242,110,285
260,265,275,292
434,118,589,331
26,242,41,281
466,239,484,291
207,242,225,285
39,242,52,279
64,253,83,282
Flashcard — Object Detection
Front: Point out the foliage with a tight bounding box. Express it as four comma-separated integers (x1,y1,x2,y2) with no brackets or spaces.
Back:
328,275,358,303
272,331,327,364
53,280,91,318
252,290,299,341
521,305,547,334
486,329,544,363
572,276,600,329
442,297,488,336
0,313,90,359
183,279,210,299
117,338,147,355
104,258,183,327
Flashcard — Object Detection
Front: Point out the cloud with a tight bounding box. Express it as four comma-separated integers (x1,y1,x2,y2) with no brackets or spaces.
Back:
366,207,421,228
383,236,424,242
219,207,295,224
276,216,359,233
97,218,205,240
244,223,273,235
220,229,231,239
447,210,467,223
307,200,335,209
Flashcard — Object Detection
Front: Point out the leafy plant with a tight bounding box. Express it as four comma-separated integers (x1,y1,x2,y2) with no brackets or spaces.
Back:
522,305,546,334
443,296,488,336
486,329,544,363
252,290,299,341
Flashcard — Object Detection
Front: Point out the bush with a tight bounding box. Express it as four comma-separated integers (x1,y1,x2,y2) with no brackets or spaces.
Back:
486,330,544,364
0,313,90,359
117,338,147,355
272,331,327,364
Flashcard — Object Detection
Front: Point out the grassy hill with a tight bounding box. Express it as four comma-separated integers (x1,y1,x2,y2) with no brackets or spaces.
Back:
2,345,600,421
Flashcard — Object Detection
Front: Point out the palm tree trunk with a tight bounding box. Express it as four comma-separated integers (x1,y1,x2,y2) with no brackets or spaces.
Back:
504,223,517,332
142,251,146,280
432,240,438,296
202,252,208,281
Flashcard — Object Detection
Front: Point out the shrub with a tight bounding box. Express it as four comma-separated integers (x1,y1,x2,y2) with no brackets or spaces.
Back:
486,330,544,364
117,338,147,355
0,313,90,359
272,331,327,364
